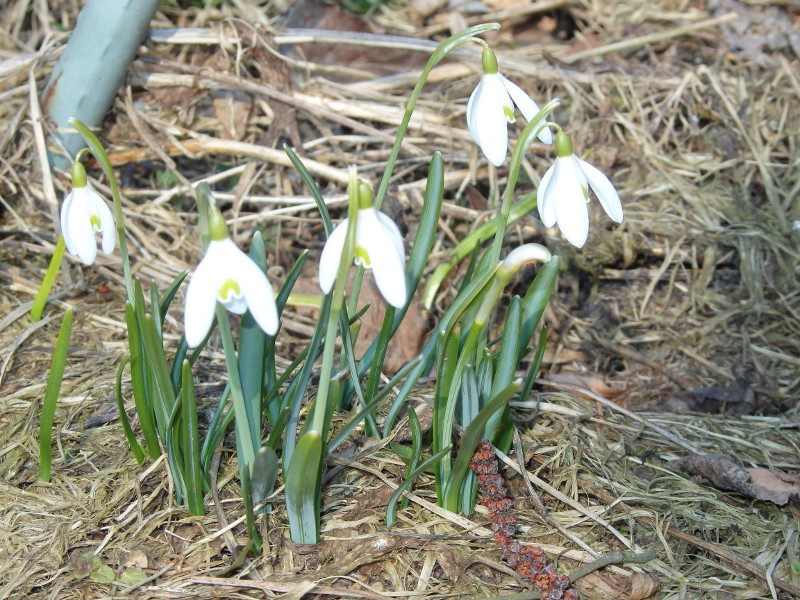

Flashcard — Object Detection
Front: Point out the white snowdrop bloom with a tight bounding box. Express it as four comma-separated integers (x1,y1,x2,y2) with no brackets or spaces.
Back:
184,211,279,347
537,131,623,248
467,47,553,167
60,162,116,265
319,206,406,308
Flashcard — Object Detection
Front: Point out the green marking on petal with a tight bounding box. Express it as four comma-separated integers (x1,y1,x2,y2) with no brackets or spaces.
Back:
503,104,515,122
354,246,371,268
582,184,590,201
90,214,101,230
218,278,241,302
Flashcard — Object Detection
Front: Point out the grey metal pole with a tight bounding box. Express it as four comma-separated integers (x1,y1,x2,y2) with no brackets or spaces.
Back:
42,0,162,170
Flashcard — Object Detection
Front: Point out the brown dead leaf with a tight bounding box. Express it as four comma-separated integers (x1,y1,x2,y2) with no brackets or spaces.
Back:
291,271,428,375
121,550,148,570
310,535,417,576
211,93,252,141
434,548,463,584
410,0,447,23
574,568,660,600
545,371,626,400
746,467,800,506
679,454,800,506
650,380,757,414
281,0,427,78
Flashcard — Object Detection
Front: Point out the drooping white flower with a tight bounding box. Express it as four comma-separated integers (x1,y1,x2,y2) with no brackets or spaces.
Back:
467,47,553,167
184,210,279,347
319,206,407,308
537,131,623,248
60,161,116,265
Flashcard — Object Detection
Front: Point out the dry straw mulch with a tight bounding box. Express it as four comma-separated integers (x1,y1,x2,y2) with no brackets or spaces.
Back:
1,0,799,599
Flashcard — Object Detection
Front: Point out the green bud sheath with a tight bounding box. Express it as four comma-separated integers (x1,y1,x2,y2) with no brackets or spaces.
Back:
71,161,88,188
481,47,498,75
208,209,228,241
555,131,573,158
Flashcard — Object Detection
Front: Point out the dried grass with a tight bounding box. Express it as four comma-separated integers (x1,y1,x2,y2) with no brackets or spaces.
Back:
1,0,799,598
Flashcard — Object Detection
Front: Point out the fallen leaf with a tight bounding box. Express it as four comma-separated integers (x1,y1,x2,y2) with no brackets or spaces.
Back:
545,371,626,400
89,563,115,584
575,568,660,600
212,93,252,141
650,380,757,414
122,550,148,569
679,454,800,506
118,568,148,586
291,270,428,375
746,467,800,505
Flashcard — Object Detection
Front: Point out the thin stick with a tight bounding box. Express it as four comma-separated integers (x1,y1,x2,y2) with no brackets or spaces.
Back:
559,13,739,63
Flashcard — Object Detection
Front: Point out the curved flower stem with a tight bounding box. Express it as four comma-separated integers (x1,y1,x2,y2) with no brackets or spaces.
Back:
487,98,561,264
69,117,135,303
215,306,256,469
310,167,360,434
373,23,500,211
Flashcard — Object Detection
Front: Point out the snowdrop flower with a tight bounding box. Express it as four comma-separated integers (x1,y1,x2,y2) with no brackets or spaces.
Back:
467,47,553,167
184,210,279,347
319,188,406,308
60,161,116,265
537,130,623,248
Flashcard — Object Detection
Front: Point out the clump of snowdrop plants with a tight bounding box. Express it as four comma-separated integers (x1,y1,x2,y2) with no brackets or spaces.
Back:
38,23,623,549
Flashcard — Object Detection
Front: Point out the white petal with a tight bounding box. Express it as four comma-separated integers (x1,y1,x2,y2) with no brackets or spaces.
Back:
318,218,349,294
466,78,483,143
86,186,117,255
501,76,553,145
536,164,557,228
184,247,222,347
577,157,624,223
374,210,405,264
66,188,97,265
359,214,407,308
550,156,590,248
231,249,279,336
60,191,77,256
471,74,511,167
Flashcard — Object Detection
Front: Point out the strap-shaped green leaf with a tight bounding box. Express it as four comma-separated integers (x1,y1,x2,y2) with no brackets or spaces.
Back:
115,356,145,464
285,430,324,544
442,379,522,512
238,231,268,456
39,308,73,481
386,446,451,527
125,301,159,458
180,360,205,516
517,257,558,364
